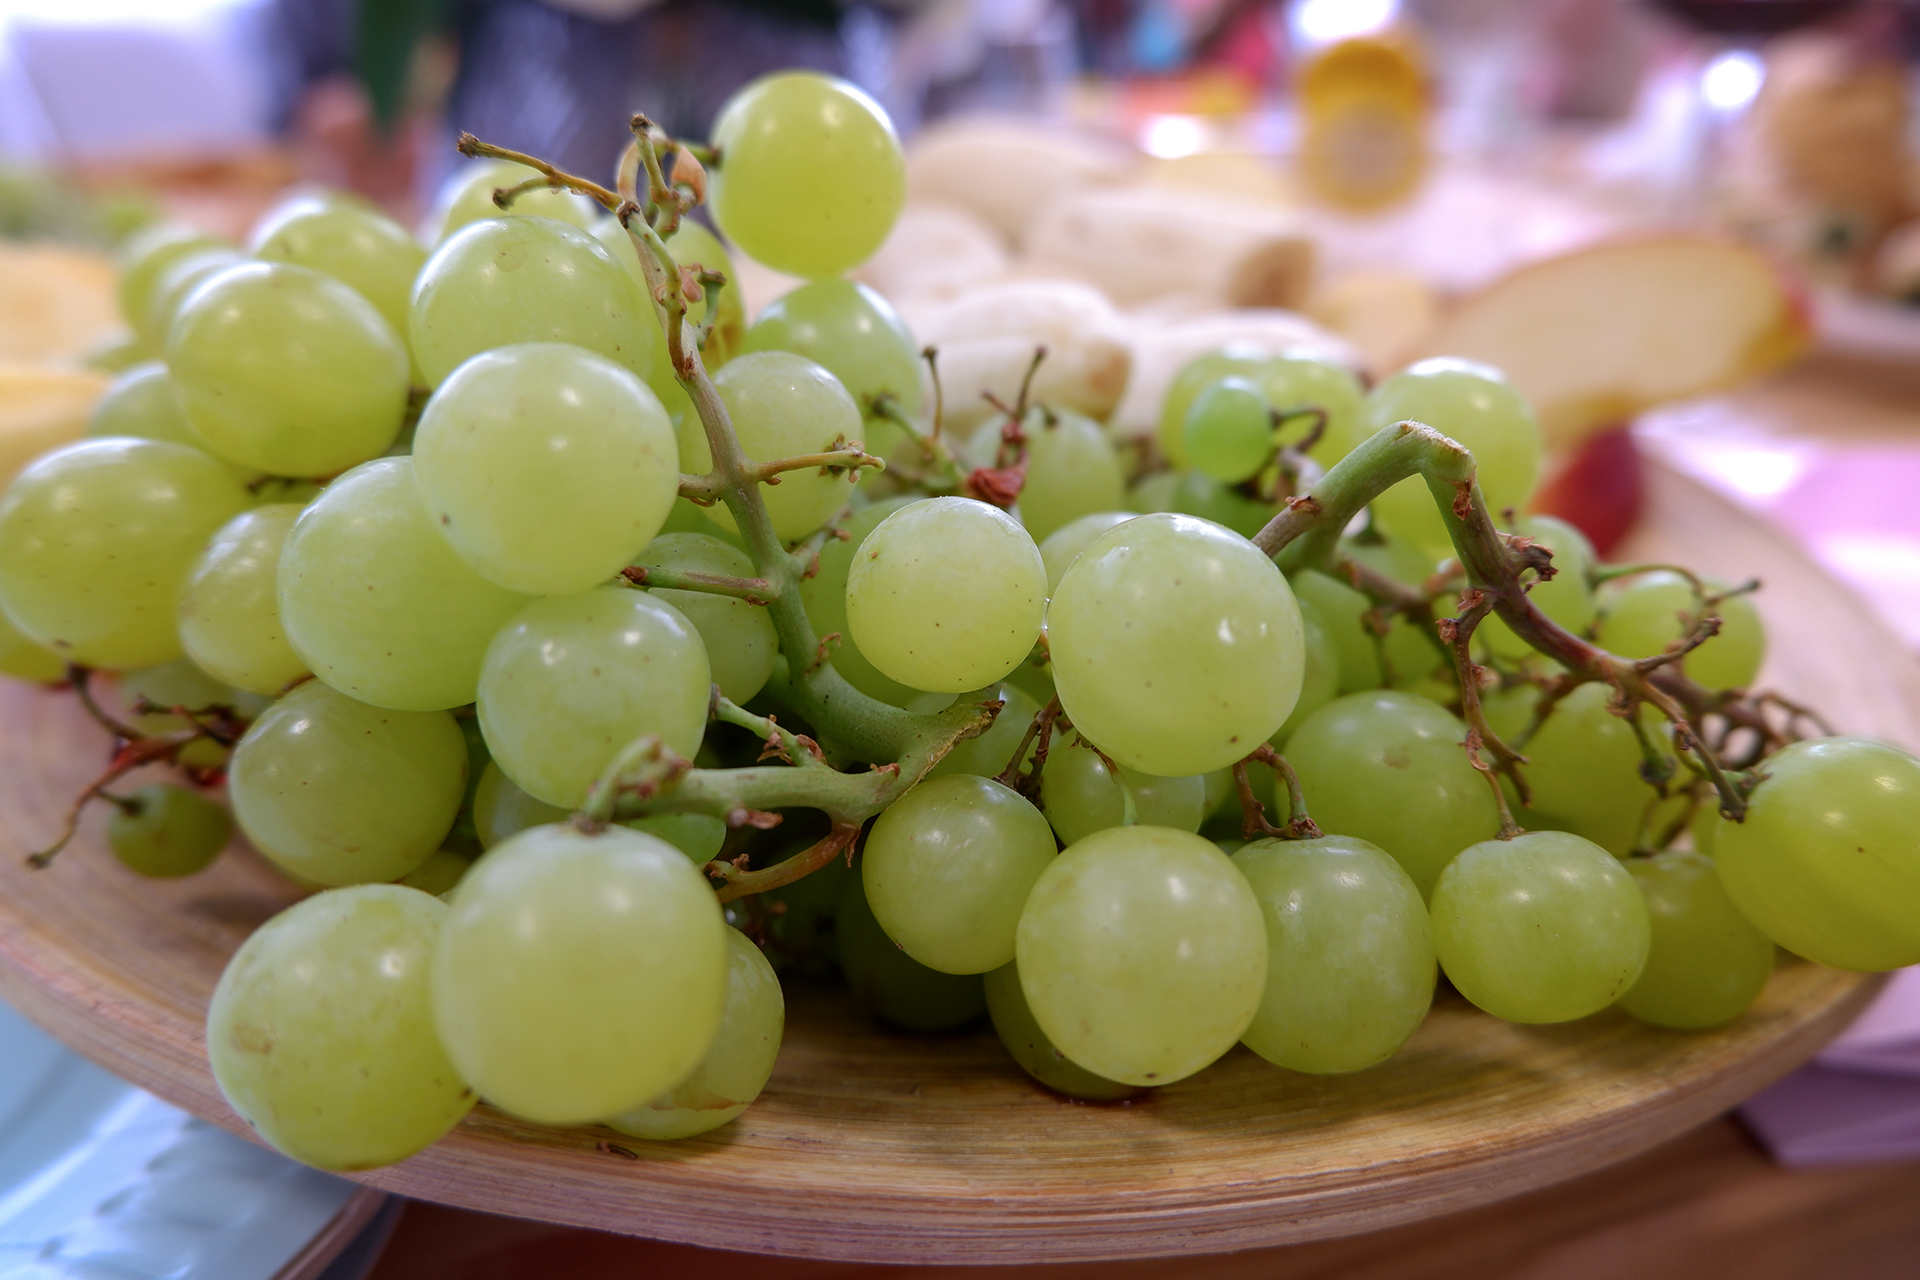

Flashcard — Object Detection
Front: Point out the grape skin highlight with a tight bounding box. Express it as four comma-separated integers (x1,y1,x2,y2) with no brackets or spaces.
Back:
178,504,310,697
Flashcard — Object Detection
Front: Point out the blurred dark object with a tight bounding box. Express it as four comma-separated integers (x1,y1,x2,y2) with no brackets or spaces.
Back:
1650,0,1866,35
1532,427,1647,558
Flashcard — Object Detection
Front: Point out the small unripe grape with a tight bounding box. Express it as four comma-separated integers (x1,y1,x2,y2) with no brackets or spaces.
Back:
1620,849,1774,1029
1183,376,1273,484
106,784,232,878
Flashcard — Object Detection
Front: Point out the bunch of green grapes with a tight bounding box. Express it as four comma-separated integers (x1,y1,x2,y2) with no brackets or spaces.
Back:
6,68,1920,1183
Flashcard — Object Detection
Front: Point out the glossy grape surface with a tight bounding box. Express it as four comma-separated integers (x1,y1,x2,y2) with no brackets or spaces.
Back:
1049,513,1304,777
208,884,475,1171
633,532,778,704
1275,594,1339,741
1183,376,1273,484
471,761,567,850
279,457,532,710
141,247,247,349
250,195,426,360
1516,681,1668,858
116,223,223,338
105,784,232,878
984,961,1141,1101
1431,831,1651,1023
178,504,308,696
743,278,920,427
1620,849,1774,1028
0,609,61,682
1017,409,1126,546
1159,347,1364,469
87,362,208,454
798,496,925,705
1017,825,1267,1086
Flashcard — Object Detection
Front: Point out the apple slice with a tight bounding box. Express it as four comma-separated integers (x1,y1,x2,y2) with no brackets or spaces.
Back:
1424,236,1810,451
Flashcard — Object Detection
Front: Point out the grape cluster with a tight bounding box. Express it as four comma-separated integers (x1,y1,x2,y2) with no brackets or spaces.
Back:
4,71,1919,1179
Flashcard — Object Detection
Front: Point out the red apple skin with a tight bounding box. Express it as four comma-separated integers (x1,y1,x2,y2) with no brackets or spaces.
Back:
1530,426,1645,558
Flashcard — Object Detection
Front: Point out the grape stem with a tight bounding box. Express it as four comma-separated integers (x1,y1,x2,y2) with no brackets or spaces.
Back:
619,564,776,605
1251,420,1757,822
676,445,887,505
1435,588,1528,838
996,695,1065,801
704,821,862,905
869,393,967,490
1237,744,1320,840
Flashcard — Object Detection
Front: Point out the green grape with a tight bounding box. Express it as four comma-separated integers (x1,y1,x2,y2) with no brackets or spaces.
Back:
250,194,427,378
1003,654,1056,708
1038,512,1135,593
1233,834,1435,1072
208,884,476,1171
984,961,1142,1101
1039,732,1207,846
410,216,653,390
606,927,783,1139
1286,568,1436,695
1365,359,1543,559
477,588,710,808
0,439,250,669
863,774,1057,975
681,352,866,542
434,824,728,1123
398,849,472,897
1595,570,1765,691
1159,347,1364,469
230,679,466,885
798,496,926,706
167,263,408,477
1479,515,1596,660
1275,594,1339,741
632,533,777,704
1620,849,1774,1028
472,761,568,849
742,278,920,430
627,813,727,864
117,222,223,334
594,217,746,366
1017,824,1267,1085
87,361,201,450
413,343,678,595
422,159,596,244
1018,408,1127,545
178,504,309,696
1127,466,1278,541
113,657,247,773
708,71,905,279
142,246,247,349
1158,347,1270,467
930,683,1040,780
279,457,532,710
1713,737,1920,970
1048,513,1304,777
0,607,63,683
836,876,985,1030
1286,691,1501,897
1514,682,1669,857
1689,799,1719,857
1432,830,1651,1023
105,784,231,878
1183,377,1274,484
845,497,1046,693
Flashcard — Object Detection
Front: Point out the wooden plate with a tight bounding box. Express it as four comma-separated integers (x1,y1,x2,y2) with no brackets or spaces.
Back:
0,460,1899,1264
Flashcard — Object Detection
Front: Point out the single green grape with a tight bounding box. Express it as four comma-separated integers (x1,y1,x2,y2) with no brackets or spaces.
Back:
846,496,1046,693
1159,347,1364,470
208,884,476,1171
1274,594,1340,742
742,278,920,429
477,588,710,808
1515,681,1672,857
1183,376,1274,484
1431,830,1651,1023
798,496,926,706
708,72,904,279
1365,359,1543,559
1595,570,1765,691
0,603,64,683
249,194,426,369
1479,515,1597,660
863,775,1057,974
627,813,727,864
230,679,466,885
1713,737,1920,971
1014,411,1124,549
168,262,408,476
632,533,777,704
87,361,202,451
413,343,678,595
1017,824,1267,1086
1039,731,1207,846
930,683,1041,781
682,352,866,541
105,784,232,878
1286,691,1501,897
279,457,531,710
422,159,596,244
116,223,223,335
606,927,783,1139
410,216,653,390
1234,834,1435,1072
984,961,1142,1101
837,875,986,1030
1048,513,1304,777
1158,347,1270,467
178,504,309,696
141,246,248,350
1126,467,1278,541
433,824,728,1124
0,438,250,669
471,761,568,849
1620,849,1774,1028
1038,512,1135,593
594,217,747,368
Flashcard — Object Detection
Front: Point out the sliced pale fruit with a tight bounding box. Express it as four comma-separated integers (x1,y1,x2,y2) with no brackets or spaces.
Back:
0,242,121,365
0,365,110,488
905,118,1134,246
854,202,1011,307
1425,236,1810,451
1307,268,1440,378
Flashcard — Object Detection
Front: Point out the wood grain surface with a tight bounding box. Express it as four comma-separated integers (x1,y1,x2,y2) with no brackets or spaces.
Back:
0,461,1901,1264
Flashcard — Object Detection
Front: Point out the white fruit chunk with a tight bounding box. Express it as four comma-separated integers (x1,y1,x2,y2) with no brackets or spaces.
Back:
905,118,1134,246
